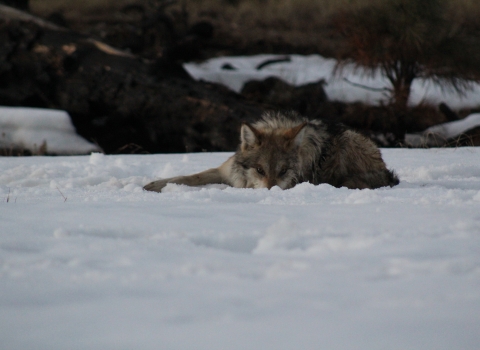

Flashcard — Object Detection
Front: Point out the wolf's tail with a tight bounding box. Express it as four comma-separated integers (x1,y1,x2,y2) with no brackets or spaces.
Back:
385,169,400,187
363,169,399,189
340,169,399,189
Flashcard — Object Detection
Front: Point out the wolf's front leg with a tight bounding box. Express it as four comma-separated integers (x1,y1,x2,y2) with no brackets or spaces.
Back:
144,156,238,193
143,176,186,192
143,167,226,192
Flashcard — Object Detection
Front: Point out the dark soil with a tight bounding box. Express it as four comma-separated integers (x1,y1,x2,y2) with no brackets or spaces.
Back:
0,14,264,154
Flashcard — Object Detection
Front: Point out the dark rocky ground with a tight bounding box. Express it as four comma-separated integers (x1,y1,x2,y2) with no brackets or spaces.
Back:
0,3,478,154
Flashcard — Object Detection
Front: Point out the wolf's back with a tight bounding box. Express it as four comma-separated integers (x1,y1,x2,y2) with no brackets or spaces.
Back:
252,111,399,189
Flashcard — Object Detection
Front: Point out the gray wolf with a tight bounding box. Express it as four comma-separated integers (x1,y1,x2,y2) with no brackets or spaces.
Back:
144,111,399,192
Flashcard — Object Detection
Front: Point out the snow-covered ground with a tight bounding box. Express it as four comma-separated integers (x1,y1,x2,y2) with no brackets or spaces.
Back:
1,149,480,349
185,54,480,109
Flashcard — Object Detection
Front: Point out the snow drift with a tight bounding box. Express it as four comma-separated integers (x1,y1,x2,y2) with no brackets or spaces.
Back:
0,106,101,155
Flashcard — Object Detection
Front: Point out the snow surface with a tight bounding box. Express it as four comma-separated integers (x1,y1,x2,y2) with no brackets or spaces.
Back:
0,107,101,155
184,54,480,109
1,149,480,350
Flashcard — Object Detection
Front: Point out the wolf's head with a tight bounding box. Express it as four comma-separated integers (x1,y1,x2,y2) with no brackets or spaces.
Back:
236,120,307,189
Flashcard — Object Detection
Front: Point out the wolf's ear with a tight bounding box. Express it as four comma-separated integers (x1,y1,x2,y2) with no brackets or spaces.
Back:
284,122,307,146
240,123,261,149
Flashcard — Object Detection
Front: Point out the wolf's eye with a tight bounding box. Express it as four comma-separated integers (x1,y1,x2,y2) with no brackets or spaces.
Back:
255,167,265,176
279,168,288,177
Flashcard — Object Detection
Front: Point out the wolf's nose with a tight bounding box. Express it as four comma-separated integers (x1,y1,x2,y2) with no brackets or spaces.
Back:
266,179,276,189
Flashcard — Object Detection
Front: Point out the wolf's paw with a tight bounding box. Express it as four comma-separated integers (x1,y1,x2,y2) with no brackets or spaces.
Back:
143,179,169,192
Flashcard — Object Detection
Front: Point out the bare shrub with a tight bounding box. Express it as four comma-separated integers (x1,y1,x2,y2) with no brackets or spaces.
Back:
332,0,480,110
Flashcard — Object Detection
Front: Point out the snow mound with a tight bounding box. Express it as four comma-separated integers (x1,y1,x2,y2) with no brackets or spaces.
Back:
426,113,480,138
0,106,101,155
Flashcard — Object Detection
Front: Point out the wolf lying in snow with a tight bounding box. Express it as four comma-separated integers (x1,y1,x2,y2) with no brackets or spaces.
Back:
144,111,399,192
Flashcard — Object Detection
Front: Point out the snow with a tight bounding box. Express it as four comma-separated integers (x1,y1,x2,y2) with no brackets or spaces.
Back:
0,106,101,155
184,54,480,109
405,113,480,147
1,149,480,349
426,113,480,139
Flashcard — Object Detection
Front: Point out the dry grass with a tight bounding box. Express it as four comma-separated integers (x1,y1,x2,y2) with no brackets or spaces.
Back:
28,0,366,32
31,0,136,17
31,0,373,18
32,0,480,20
30,0,480,58
29,0,384,56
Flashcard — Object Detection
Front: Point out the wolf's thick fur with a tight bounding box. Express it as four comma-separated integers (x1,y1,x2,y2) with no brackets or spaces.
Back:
144,111,399,192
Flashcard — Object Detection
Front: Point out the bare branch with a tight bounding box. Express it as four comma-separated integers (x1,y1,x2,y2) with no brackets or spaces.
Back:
342,78,390,93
